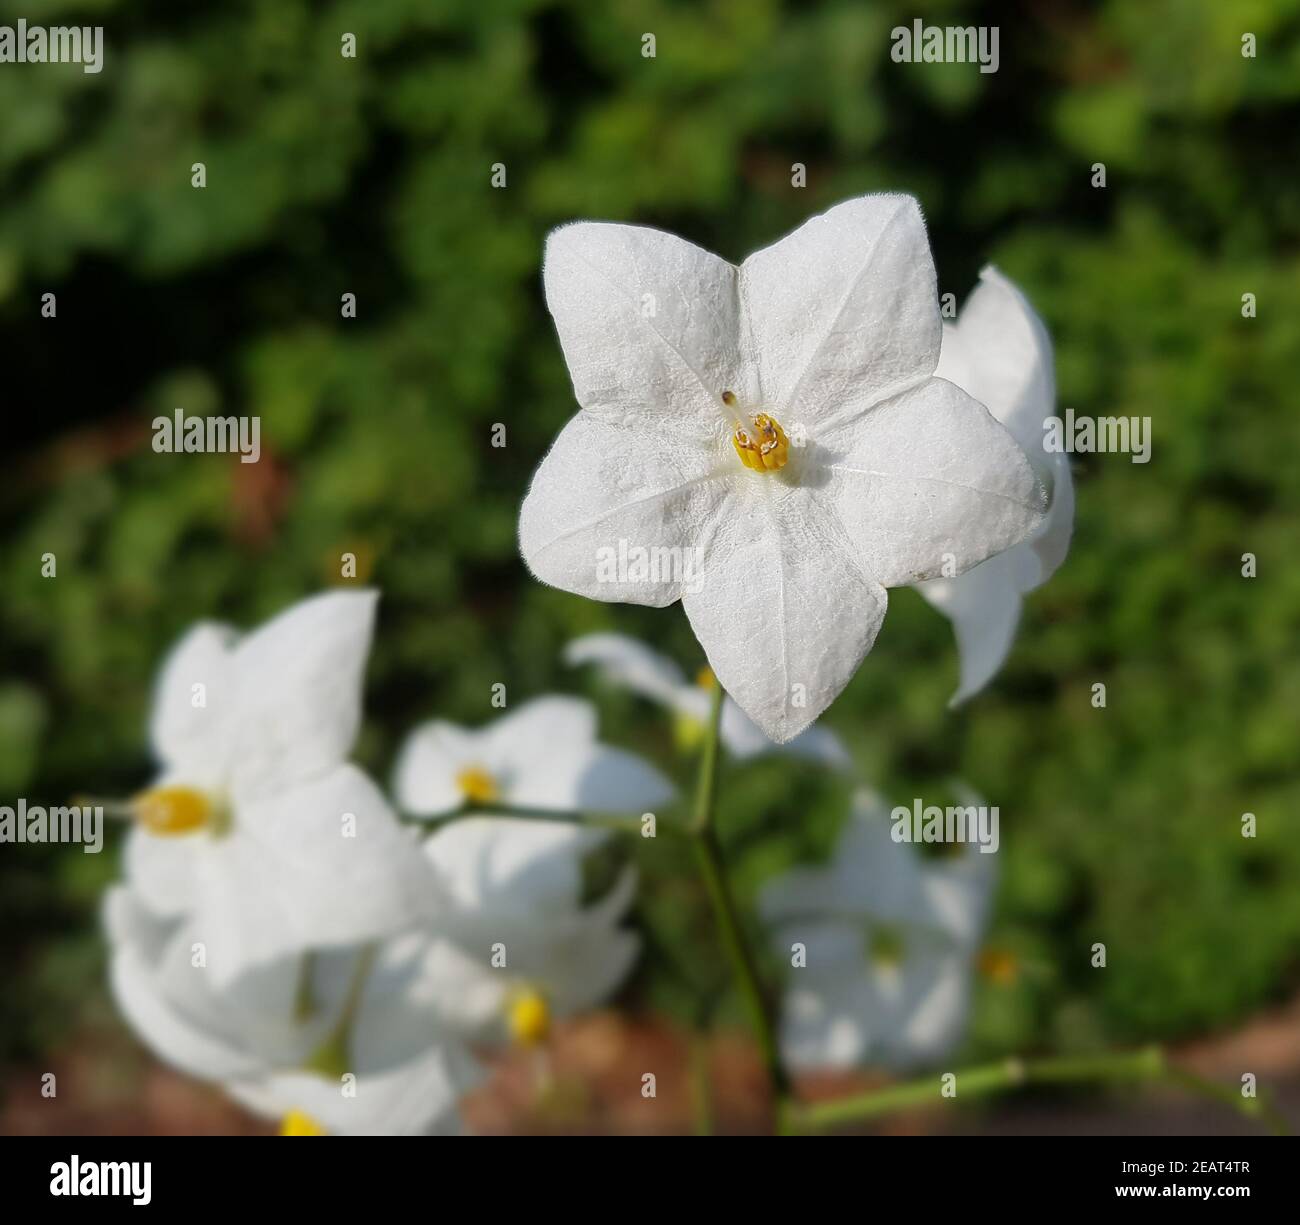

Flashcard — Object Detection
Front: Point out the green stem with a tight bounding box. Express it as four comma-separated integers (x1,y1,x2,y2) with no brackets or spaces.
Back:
688,681,792,1118
688,1030,714,1137
791,1046,1291,1136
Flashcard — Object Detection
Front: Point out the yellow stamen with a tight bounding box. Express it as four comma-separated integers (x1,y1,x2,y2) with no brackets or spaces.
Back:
695,666,716,690
731,410,790,472
978,948,1019,986
455,765,499,805
507,988,551,1047
869,927,904,969
279,1109,327,1136
132,785,213,836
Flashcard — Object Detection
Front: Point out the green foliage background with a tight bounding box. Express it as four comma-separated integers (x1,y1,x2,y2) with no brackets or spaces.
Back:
2,0,1298,1080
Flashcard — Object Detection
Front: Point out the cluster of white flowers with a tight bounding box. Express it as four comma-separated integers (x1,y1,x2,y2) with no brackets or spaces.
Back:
104,195,1070,1133
103,592,673,1135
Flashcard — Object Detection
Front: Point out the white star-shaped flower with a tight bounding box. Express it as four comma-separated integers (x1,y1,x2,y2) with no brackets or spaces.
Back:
760,788,996,1071
122,591,438,987
406,819,641,1048
105,886,481,1136
915,266,1075,705
564,631,851,767
392,694,675,821
520,195,1046,742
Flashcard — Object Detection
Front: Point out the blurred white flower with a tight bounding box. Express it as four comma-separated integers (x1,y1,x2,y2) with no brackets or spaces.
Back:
519,195,1045,743
406,818,641,1047
760,788,996,1072
105,885,481,1136
915,267,1075,705
392,694,675,819
121,590,437,987
565,631,851,767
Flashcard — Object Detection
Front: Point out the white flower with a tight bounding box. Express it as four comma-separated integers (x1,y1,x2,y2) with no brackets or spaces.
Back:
405,818,641,1047
105,885,481,1136
390,697,660,1045
122,591,437,987
519,195,1046,742
915,267,1075,705
565,631,851,767
759,789,995,1072
392,694,675,819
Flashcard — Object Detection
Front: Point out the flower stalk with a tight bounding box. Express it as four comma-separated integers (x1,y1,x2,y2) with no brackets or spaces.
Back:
688,680,793,1123
788,1045,1291,1136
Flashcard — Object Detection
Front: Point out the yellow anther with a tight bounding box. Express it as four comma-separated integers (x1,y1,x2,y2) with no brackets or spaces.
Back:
695,666,716,690
132,785,213,836
507,988,551,1047
279,1109,327,1136
978,948,1019,986
732,412,790,472
455,766,500,805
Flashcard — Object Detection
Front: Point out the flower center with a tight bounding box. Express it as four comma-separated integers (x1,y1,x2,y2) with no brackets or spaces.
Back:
724,391,789,472
978,947,1019,986
695,666,716,690
279,1109,327,1136
868,925,905,969
455,765,500,805
506,987,551,1047
131,785,220,836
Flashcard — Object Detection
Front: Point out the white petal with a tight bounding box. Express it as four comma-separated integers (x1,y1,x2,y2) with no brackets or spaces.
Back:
739,194,941,426
391,720,482,817
123,826,205,919
422,817,597,916
227,590,379,800
107,922,266,1083
778,979,872,1072
937,266,1074,589
543,221,742,433
541,742,676,814
682,486,888,743
149,623,237,784
564,632,689,708
409,936,512,1033
720,699,853,768
884,953,973,1068
233,1041,478,1136
814,377,1046,587
915,551,1027,707
936,266,1054,460
200,765,439,986
484,695,597,781
519,412,726,606
1032,449,1075,585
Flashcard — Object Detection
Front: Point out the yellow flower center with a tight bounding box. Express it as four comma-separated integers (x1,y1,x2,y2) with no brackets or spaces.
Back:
132,785,216,836
279,1109,327,1136
455,765,500,805
507,988,551,1047
868,926,905,969
695,666,716,690
978,947,1019,986
724,392,789,472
